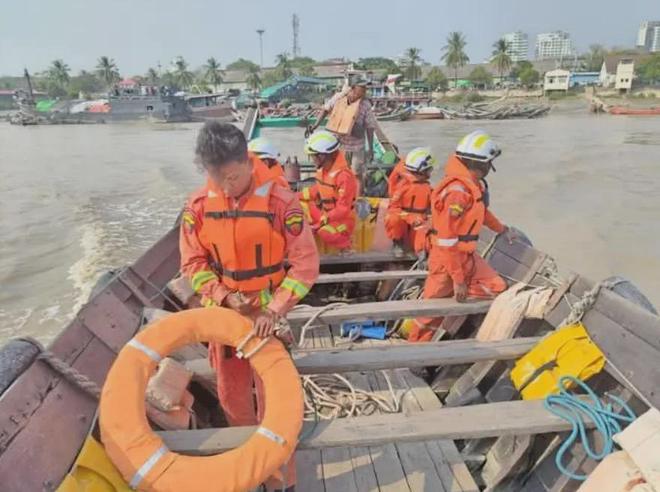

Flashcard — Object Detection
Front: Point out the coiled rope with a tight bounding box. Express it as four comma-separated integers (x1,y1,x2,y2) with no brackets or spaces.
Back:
544,375,636,481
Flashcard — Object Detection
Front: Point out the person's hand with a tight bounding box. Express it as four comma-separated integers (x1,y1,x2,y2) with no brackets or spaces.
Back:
224,292,259,315
503,226,519,245
454,282,468,303
253,309,278,338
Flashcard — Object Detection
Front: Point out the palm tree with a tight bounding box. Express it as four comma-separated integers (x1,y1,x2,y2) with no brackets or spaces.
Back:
146,67,159,85
47,59,71,87
404,47,422,81
96,56,120,88
275,52,292,80
173,56,194,89
205,57,223,90
442,32,470,88
491,39,512,83
246,65,261,91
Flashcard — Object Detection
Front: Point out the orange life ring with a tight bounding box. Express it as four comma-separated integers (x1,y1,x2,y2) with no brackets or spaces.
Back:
99,307,303,492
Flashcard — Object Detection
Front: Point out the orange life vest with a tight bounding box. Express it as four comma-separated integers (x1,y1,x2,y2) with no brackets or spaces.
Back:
199,175,286,292
387,160,407,197
250,152,290,189
430,155,488,253
398,171,432,219
314,151,355,212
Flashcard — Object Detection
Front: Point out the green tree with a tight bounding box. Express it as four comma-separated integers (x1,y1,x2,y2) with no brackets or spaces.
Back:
442,32,470,87
510,60,533,80
519,66,540,87
173,56,194,89
204,57,223,88
404,47,422,81
226,58,260,71
491,39,512,82
584,44,607,72
355,57,400,73
289,56,316,68
67,70,104,98
246,65,261,90
261,71,280,88
469,66,493,89
45,59,71,97
424,67,448,90
637,53,660,85
146,67,160,85
274,53,293,81
95,56,120,88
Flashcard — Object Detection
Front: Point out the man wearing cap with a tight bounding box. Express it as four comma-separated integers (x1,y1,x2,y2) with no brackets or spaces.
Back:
309,78,377,185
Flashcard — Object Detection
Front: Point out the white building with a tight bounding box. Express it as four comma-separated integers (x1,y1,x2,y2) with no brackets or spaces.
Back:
543,69,570,92
652,26,660,52
502,31,529,62
637,21,660,51
535,31,574,60
615,59,635,92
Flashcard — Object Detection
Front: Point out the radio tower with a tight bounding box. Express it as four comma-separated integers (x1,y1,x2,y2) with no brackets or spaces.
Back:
292,14,300,58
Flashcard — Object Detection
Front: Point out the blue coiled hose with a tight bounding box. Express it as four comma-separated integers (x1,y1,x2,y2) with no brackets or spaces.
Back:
543,375,636,481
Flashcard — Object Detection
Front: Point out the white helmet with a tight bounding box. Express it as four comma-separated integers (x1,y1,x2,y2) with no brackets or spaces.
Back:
456,130,501,163
404,147,436,173
248,137,279,160
304,130,340,155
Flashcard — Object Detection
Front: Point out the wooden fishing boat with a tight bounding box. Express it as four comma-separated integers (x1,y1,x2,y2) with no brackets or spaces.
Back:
409,106,445,120
1,109,658,492
608,105,660,116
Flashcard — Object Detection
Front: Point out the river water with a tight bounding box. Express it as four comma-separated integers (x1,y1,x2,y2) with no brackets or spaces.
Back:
1,108,660,343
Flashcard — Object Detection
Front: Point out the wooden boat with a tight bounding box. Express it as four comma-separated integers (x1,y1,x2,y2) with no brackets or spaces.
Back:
608,105,660,116
1,109,658,491
410,106,445,120
186,93,234,121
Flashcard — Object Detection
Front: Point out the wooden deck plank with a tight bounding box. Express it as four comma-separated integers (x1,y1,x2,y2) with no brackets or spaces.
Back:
371,371,448,492
159,397,593,454
316,270,427,284
296,450,326,492
320,252,416,266
287,299,492,326
355,337,412,492
397,370,479,492
313,326,361,492
185,337,540,380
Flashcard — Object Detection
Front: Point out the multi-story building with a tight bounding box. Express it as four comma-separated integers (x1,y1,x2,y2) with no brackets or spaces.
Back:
652,26,660,52
535,31,574,60
502,31,529,62
637,21,660,52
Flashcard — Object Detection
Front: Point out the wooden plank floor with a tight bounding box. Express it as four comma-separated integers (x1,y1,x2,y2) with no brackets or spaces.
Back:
296,325,477,491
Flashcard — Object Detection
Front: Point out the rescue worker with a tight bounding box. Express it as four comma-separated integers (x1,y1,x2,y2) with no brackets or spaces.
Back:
180,122,319,491
248,137,290,189
300,130,359,252
308,78,376,185
409,130,517,342
385,147,434,257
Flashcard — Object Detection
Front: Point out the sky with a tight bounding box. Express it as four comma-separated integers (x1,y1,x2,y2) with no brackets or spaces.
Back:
0,0,657,76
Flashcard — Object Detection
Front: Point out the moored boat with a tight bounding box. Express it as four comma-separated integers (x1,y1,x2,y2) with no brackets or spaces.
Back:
0,109,658,491
609,105,660,116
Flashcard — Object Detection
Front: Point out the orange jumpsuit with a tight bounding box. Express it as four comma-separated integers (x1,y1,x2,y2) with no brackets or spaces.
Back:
385,169,432,253
387,159,406,197
180,171,319,490
301,151,358,250
410,155,507,342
